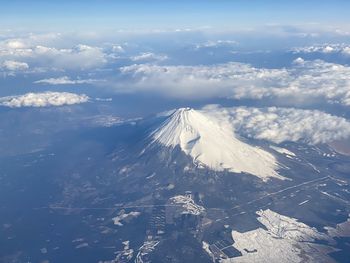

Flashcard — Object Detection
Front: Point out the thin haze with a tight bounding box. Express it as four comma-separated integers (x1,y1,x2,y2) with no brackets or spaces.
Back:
1,0,350,31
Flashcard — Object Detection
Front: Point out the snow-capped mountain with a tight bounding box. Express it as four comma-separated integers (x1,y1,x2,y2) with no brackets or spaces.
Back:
151,108,283,180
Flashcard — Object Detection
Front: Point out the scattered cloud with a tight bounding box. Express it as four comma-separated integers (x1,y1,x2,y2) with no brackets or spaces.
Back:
194,40,238,49
111,45,125,53
202,105,350,144
131,52,168,62
2,32,350,110
0,39,107,71
1,33,62,50
34,76,100,85
4,40,28,49
1,60,29,71
95,97,112,102
119,59,350,106
0,92,89,108
87,115,124,127
293,57,305,64
32,44,107,70
292,44,350,56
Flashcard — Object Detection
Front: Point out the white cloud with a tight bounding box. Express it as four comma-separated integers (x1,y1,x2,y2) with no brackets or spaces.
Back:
119,62,280,98
4,40,27,49
131,52,167,62
32,44,107,70
293,57,305,64
292,43,350,56
0,92,89,108
34,76,99,85
2,33,61,48
0,38,107,70
202,105,350,144
343,46,350,55
1,60,29,71
111,45,124,53
119,59,350,106
194,40,238,49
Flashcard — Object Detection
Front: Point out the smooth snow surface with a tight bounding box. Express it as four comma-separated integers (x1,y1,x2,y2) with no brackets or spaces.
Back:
152,108,281,180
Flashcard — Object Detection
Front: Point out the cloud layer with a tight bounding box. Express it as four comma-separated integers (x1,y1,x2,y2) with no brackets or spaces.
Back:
1,32,350,111
0,36,107,71
0,92,89,108
202,105,350,144
119,59,350,106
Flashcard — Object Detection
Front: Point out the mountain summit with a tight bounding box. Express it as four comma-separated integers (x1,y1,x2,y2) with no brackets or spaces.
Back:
151,108,282,180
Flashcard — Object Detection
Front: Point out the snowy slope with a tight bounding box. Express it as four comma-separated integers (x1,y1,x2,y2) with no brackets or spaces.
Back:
151,108,282,180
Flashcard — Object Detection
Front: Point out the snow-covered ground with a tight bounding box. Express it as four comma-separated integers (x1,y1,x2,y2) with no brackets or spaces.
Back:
169,195,205,215
222,209,336,263
152,108,282,181
135,240,160,263
270,145,296,158
202,241,215,261
100,240,134,263
112,211,141,226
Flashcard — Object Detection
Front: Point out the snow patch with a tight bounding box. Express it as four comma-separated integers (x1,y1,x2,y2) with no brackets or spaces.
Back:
101,240,134,263
169,194,205,215
270,146,296,157
112,211,141,226
136,240,160,263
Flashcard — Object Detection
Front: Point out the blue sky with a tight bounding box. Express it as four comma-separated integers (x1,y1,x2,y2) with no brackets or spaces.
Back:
1,0,350,31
